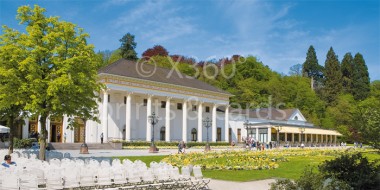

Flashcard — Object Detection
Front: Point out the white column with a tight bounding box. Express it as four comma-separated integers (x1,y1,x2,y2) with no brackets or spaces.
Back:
211,104,217,142
285,132,287,142
267,127,271,143
321,134,324,144
182,100,188,142
125,93,132,141
46,117,51,143
292,133,294,142
165,97,171,142
37,115,41,134
197,102,203,142
102,90,108,142
146,95,152,142
311,134,313,143
224,105,229,142
23,119,29,139
299,133,301,142
255,128,259,141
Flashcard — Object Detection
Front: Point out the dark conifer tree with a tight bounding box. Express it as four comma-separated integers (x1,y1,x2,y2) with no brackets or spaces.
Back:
119,33,138,61
302,45,324,89
324,47,342,104
352,53,370,100
341,53,354,94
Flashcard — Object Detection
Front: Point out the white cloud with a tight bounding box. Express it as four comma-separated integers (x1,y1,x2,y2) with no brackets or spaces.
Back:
112,0,197,44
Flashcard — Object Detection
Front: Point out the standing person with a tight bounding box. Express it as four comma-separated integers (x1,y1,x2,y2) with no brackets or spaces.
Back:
57,131,61,142
182,141,186,153
178,141,183,153
100,133,104,144
1,155,17,168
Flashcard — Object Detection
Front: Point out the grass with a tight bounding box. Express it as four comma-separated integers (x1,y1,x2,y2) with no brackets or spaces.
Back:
201,156,331,181
113,149,380,182
114,155,167,165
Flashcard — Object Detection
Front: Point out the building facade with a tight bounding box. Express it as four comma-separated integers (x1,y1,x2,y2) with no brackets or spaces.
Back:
18,59,341,145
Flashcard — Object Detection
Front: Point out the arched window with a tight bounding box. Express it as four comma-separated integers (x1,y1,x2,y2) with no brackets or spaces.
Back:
294,116,298,120
160,127,165,141
191,128,197,141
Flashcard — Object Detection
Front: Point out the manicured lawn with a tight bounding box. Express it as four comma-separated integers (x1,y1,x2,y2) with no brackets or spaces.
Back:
114,155,167,165
202,156,331,181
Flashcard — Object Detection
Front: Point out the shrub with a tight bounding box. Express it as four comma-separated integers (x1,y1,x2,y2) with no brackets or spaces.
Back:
120,141,230,148
270,179,297,190
13,138,34,148
319,152,380,190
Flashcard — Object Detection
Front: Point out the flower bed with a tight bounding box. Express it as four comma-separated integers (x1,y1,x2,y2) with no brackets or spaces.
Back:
162,148,354,171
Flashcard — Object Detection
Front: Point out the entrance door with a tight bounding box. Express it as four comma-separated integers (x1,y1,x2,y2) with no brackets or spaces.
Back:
51,125,57,142
160,127,165,141
217,128,221,141
74,124,85,143
237,129,241,142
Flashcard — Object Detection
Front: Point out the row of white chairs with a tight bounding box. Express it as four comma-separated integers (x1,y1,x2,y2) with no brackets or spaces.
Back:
1,150,210,190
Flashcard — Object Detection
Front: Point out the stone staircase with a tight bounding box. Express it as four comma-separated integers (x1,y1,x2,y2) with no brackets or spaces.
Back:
48,142,114,150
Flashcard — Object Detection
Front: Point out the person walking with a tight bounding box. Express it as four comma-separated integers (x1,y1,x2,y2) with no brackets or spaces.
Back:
178,141,183,153
100,133,104,144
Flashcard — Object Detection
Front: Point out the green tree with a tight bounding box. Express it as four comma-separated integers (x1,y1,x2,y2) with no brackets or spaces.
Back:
5,5,103,160
341,53,354,94
370,80,380,99
289,64,302,76
302,45,324,89
354,97,380,150
352,53,370,101
0,26,29,154
119,33,138,61
323,47,342,105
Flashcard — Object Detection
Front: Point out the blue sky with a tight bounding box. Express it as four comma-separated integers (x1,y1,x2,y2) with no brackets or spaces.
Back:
1,0,379,80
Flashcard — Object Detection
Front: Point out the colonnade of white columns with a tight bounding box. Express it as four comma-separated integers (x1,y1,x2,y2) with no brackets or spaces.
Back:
101,91,230,143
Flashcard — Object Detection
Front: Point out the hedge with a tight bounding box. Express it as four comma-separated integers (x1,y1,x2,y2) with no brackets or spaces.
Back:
119,141,230,148
13,138,35,148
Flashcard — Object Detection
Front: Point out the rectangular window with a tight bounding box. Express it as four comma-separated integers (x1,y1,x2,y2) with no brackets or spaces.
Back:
108,94,110,103
143,99,147,106
161,101,166,108
177,103,182,110
192,105,197,111
124,96,126,104
205,106,210,113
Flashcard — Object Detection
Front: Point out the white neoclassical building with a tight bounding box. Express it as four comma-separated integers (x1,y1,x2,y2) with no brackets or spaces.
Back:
16,59,341,146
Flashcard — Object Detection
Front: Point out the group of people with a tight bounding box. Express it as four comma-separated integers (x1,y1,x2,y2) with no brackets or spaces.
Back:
244,137,272,151
353,142,363,148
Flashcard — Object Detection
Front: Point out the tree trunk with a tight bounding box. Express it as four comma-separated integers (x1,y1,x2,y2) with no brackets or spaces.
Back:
39,115,48,160
7,116,15,155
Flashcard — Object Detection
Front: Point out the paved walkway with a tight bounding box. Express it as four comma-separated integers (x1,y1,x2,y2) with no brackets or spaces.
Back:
54,147,242,157
209,179,275,190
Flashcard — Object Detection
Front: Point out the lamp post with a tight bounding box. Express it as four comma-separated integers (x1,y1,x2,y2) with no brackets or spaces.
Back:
243,119,250,146
79,118,89,154
299,127,305,147
148,112,159,153
203,117,212,151
276,126,282,148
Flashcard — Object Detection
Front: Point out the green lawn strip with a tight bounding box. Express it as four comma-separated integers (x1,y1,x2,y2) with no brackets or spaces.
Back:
114,155,167,165
202,156,332,182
